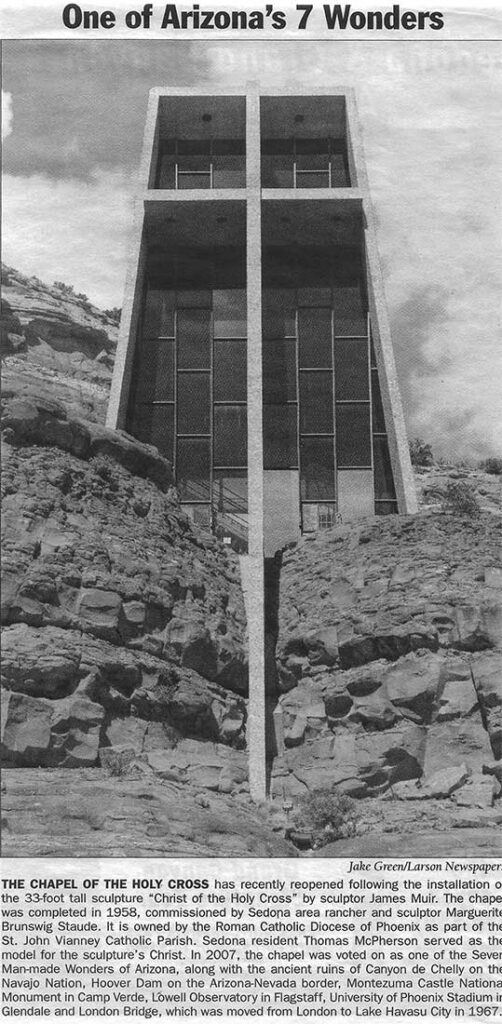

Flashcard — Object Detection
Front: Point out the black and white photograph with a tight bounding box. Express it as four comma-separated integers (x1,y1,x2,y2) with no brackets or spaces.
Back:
2,18,501,864
1,6,502,1021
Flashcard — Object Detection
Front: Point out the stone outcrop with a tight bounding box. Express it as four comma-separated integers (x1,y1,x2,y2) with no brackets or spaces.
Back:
1,767,293,858
272,511,502,809
1,389,248,772
1,265,117,390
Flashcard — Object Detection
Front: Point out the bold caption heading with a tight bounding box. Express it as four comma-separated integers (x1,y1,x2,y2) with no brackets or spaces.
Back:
61,4,445,31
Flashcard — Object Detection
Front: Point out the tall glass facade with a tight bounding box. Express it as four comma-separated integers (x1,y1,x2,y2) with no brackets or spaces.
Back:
261,244,391,531
126,248,248,544
121,97,402,549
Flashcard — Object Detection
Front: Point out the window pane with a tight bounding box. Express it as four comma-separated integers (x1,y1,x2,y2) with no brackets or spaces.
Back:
212,156,246,188
296,154,329,171
263,340,297,403
178,290,212,308
336,404,371,467
262,155,294,188
373,436,396,500
157,155,175,189
213,290,247,338
330,154,349,187
177,172,211,189
334,316,367,337
177,309,211,368
298,308,332,367
262,290,296,339
213,472,248,513
135,339,174,401
297,288,331,307
371,369,386,432
300,437,335,500
214,406,247,466
370,339,377,369
176,439,210,501
333,285,364,312
214,340,247,402
177,154,210,171
263,405,297,469
143,290,175,337
335,338,369,400
296,171,330,189
129,404,174,462
177,373,210,434
300,372,333,433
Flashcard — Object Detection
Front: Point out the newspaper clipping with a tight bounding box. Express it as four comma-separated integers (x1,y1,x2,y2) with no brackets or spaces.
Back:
1,1,501,1021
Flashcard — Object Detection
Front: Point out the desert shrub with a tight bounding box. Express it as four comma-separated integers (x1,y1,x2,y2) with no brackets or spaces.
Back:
100,748,136,777
53,280,75,295
104,307,121,325
293,788,359,847
409,438,433,467
480,457,502,476
90,455,119,490
443,480,480,516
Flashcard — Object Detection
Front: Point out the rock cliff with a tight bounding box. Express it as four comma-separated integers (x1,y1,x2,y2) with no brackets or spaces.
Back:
272,514,501,814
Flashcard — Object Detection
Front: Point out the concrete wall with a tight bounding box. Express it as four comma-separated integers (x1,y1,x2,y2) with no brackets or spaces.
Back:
337,470,375,521
264,470,300,557
245,83,267,803
345,91,417,515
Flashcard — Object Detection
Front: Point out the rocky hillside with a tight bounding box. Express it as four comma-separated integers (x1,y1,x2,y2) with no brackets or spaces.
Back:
1,264,115,422
1,265,501,856
270,508,502,846
0,381,296,855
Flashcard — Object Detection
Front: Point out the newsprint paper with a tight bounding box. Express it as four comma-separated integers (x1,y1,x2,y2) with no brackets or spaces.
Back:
1,2,502,1024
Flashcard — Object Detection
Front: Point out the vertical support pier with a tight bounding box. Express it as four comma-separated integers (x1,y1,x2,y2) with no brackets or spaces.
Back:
245,83,267,803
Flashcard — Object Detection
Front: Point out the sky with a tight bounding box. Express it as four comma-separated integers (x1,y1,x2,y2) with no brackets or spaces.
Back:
2,34,502,459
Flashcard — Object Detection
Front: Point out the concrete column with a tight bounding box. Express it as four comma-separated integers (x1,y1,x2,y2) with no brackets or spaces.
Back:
346,90,417,515
107,91,159,430
106,222,145,430
245,83,266,803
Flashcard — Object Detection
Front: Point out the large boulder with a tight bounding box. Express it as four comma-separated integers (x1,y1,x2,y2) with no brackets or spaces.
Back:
1,388,173,491
1,624,246,750
145,740,248,794
271,723,426,799
385,651,442,721
471,651,502,758
1,690,104,767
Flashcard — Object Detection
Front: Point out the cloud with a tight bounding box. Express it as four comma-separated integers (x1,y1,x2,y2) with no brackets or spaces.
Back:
2,169,133,308
2,92,13,140
2,41,212,181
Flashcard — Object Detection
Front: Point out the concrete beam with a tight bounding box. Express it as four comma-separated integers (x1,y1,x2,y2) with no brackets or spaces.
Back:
245,82,267,804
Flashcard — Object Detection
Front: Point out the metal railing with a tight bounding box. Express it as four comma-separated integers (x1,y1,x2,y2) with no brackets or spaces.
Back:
178,478,249,546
